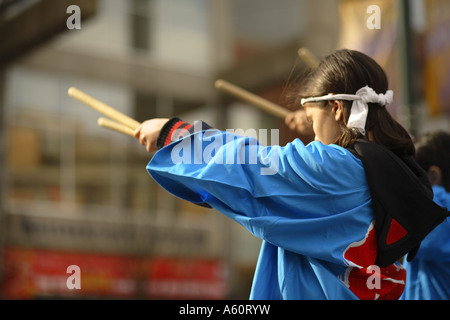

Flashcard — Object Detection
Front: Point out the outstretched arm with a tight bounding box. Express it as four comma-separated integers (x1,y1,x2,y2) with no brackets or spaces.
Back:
134,118,170,153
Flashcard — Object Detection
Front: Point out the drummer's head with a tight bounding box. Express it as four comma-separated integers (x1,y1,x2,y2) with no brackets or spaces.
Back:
299,49,414,156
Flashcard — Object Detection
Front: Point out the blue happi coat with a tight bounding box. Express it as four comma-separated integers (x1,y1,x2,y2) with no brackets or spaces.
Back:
401,185,450,300
146,129,406,300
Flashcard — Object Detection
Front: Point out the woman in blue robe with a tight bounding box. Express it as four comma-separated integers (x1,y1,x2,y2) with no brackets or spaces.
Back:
134,50,447,300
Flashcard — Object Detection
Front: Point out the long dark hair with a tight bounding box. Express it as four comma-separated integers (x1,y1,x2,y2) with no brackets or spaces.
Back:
296,49,415,156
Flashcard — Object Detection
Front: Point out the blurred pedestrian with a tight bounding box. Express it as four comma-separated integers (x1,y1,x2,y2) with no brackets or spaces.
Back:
401,130,450,300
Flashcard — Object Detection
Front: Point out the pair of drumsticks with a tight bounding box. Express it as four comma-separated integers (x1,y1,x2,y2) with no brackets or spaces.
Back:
67,79,288,138
68,87,140,137
68,48,319,138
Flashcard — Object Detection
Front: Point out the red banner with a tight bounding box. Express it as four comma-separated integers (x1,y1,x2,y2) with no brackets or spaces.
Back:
146,257,228,299
2,247,228,299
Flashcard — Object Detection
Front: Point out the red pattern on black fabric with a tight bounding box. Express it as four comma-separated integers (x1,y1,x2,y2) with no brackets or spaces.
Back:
340,222,406,300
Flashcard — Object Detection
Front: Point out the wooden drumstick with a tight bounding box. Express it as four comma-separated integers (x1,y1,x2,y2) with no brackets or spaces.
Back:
97,117,137,137
297,47,319,69
214,79,289,120
68,87,141,130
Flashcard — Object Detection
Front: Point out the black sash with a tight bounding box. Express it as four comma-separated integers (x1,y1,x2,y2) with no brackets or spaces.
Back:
348,140,449,267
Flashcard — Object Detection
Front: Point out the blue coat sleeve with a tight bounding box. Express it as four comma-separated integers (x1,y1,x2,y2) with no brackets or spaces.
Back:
146,129,373,263
414,186,450,261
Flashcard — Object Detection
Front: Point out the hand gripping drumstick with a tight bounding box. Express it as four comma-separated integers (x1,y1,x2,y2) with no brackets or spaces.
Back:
214,79,289,120
97,117,136,137
68,87,141,131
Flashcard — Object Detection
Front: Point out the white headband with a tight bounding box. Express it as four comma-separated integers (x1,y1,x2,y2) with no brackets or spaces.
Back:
300,86,394,135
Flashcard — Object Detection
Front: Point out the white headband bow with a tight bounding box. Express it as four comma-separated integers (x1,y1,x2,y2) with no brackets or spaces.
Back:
300,86,394,135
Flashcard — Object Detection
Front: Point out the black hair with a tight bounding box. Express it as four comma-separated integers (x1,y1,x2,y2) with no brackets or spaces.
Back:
296,49,415,156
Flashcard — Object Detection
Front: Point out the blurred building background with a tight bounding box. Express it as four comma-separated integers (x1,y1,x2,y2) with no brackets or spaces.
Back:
0,0,448,299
